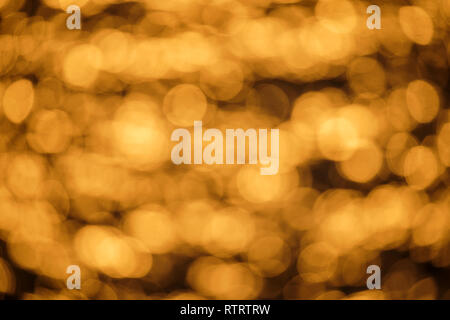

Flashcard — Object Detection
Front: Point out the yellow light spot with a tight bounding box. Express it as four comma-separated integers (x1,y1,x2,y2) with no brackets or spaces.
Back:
94,29,132,73
437,123,450,166
407,277,437,300
404,146,438,190
406,80,439,123
237,166,286,203
3,79,34,124
399,6,434,45
200,60,244,101
202,207,254,257
74,225,152,278
6,154,45,199
338,142,383,183
27,109,73,154
123,207,177,254
298,242,338,283
412,204,447,247
63,44,103,88
163,84,207,127
113,97,169,166
338,105,379,140
386,132,418,176
315,0,357,34
387,88,416,132
347,57,386,98
248,236,291,277
318,117,359,161
175,201,216,246
187,257,261,299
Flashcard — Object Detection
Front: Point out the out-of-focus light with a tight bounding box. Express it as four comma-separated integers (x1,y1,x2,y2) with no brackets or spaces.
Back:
399,6,434,45
3,79,34,124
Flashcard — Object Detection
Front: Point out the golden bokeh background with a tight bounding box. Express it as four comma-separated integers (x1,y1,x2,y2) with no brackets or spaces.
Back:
0,0,449,300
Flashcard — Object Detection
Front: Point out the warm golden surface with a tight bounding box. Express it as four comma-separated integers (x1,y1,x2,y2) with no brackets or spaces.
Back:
0,0,449,300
